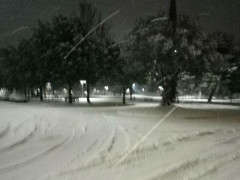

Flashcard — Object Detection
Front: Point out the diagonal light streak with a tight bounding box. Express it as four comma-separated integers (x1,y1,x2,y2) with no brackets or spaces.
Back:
113,105,178,168
64,10,120,60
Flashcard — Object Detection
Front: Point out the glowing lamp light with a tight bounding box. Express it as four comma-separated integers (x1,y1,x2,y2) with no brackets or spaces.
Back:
158,86,164,91
80,80,86,86
46,82,51,90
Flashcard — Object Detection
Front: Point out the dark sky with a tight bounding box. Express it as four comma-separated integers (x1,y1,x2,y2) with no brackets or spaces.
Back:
0,0,240,48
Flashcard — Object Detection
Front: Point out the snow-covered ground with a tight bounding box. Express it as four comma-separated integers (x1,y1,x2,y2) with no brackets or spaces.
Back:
0,100,240,180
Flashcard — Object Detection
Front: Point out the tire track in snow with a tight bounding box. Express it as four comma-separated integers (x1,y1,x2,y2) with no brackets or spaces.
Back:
61,124,95,170
77,127,116,169
113,106,178,168
150,147,240,180
150,152,215,180
110,129,231,179
13,119,31,133
132,128,234,159
60,111,120,175
0,123,10,139
0,124,37,153
99,127,116,160
133,130,215,155
220,134,240,145
180,149,240,180
82,125,88,133
57,112,114,175
148,131,240,180
63,125,132,174
0,111,44,150
119,125,131,152
107,131,240,180
58,126,114,176
0,129,75,174
12,112,40,134
50,138,98,180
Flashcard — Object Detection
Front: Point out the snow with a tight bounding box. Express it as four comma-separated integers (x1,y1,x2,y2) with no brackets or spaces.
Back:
0,100,240,180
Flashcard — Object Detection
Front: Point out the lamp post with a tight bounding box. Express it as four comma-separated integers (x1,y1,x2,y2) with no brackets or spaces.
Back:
80,80,86,98
104,86,109,95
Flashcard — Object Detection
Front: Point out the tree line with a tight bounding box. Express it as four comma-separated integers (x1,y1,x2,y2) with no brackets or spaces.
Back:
0,0,239,105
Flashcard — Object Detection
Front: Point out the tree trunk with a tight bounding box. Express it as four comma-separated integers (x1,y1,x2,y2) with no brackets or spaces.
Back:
161,77,177,106
208,84,217,103
68,83,73,104
162,85,171,106
31,87,34,98
129,85,133,101
52,88,55,96
87,81,91,104
122,86,126,104
24,88,27,97
43,88,46,99
39,85,43,101
230,92,233,104
26,88,30,101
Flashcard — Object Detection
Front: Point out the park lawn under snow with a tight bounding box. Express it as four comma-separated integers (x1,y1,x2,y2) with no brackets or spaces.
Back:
0,100,240,180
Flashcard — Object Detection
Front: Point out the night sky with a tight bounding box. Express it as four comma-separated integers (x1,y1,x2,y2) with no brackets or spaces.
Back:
0,0,240,48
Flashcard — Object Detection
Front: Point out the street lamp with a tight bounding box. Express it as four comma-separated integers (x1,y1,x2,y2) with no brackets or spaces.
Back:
104,86,109,95
80,80,86,98
46,82,51,91
158,86,164,91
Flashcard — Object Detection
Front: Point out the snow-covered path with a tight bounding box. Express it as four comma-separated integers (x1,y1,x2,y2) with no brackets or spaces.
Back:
0,101,240,180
